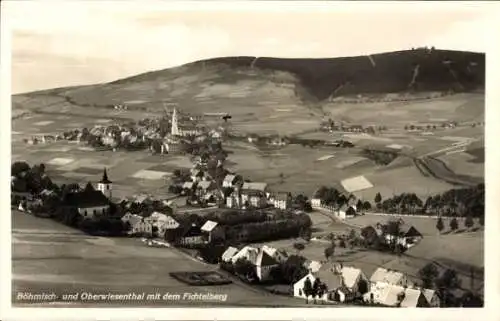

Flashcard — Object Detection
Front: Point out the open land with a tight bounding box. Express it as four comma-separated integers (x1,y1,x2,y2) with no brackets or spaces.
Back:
12,211,316,307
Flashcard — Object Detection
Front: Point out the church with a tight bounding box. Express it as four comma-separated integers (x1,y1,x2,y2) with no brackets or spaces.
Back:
60,168,113,220
170,108,204,137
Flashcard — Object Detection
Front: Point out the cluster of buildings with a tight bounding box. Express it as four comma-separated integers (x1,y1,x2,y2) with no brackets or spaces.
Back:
293,266,438,307
310,191,359,221
179,165,293,211
361,221,424,249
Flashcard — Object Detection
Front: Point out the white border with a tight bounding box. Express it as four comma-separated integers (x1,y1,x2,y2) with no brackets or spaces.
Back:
2,1,499,320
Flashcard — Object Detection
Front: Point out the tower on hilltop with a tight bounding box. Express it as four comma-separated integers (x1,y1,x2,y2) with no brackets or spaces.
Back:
171,108,180,136
97,168,112,199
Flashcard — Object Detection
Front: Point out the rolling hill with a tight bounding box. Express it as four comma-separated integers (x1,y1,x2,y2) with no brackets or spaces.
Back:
12,49,485,135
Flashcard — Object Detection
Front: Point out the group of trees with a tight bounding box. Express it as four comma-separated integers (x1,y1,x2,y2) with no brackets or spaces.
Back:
11,162,58,195
204,210,268,226
373,184,485,222
314,186,370,210
362,149,399,166
435,215,481,234
225,213,312,244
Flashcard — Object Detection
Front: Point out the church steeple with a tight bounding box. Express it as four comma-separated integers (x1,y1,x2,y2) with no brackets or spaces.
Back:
97,168,112,199
100,168,112,184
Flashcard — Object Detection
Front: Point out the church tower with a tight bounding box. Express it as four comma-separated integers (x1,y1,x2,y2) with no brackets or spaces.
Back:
171,108,180,136
97,168,112,199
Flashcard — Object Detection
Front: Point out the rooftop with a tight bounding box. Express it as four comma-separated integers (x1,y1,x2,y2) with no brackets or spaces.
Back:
242,182,268,192
370,267,405,285
62,190,110,208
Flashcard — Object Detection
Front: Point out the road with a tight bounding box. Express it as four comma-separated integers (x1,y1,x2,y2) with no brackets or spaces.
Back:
11,211,328,307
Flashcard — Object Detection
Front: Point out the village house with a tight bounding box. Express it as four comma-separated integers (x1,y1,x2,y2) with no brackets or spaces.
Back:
255,248,280,281
360,224,384,244
269,192,292,210
226,191,241,209
421,288,441,307
147,212,179,236
130,218,153,237
367,284,429,307
261,245,288,264
221,246,239,263
177,223,204,247
311,190,322,208
196,180,216,199
335,204,357,220
303,260,322,273
230,246,260,264
121,212,143,229
382,223,423,249
181,181,196,195
293,272,329,302
222,174,242,189
369,267,408,287
241,182,269,198
243,190,268,209
318,264,370,303
200,220,225,243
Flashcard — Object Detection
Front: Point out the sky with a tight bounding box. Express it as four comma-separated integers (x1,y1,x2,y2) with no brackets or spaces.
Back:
4,1,499,94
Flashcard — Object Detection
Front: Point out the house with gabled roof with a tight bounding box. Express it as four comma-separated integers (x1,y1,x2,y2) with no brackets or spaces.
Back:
255,248,279,281
318,264,369,302
371,284,429,307
421,288,440,307
177,223,204,247
335,204,357,220
293,272,329,302
241,190,268,209
221,246,239,263
269,192,292,210
181,181,196,195
242,182,268,193
201,220,225,243
222,174,242,188
231,246,259,264
370,267,407,287
121,212,143,228
262,245,288,264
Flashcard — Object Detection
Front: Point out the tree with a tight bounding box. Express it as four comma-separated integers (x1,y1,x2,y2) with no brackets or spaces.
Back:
324,245,335,261
356,199,363,211
303,276,314,304
293,242,306,254
363,201,371,211
418,263,439,288
464,215,474,229
234,258,257,282
11,161,31,177
374,193,382,204
437,268,460,289
436,217,444,234
449,217,459,232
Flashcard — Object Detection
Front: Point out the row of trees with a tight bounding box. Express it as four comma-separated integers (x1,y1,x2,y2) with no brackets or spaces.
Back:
373,184,485,220
225,213,312,244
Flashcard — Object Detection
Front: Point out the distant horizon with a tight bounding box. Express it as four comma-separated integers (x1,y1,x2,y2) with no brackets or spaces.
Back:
12,48,486,96
5,1,496,94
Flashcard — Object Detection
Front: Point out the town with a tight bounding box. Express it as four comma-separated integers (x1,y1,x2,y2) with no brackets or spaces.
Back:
12,103,484,308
